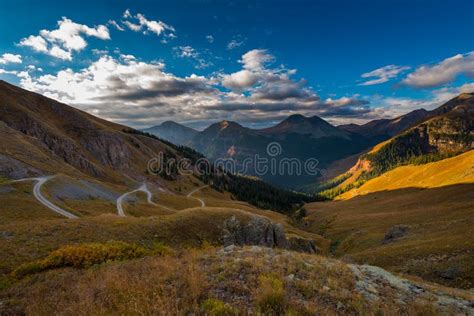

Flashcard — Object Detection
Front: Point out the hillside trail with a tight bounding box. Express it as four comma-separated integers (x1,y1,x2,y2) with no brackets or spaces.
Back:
12,176,78,219
116,183,165,216
186,185,209,207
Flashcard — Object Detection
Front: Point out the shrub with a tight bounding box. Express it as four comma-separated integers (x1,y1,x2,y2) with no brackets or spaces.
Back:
255,274,286,314
151,241,175,256
201,298,238,316
13,241,149,278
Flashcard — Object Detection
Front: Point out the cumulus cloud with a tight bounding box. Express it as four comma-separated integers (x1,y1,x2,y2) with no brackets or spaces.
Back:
18,54,220,127
0,53,22,64
403,52,474,88
19,17,110,60
359,64,410,86
18,35,48,52
241,49,274,70
121,9,175,38
222,70,259,90
18,49,374,128
221,49,276,90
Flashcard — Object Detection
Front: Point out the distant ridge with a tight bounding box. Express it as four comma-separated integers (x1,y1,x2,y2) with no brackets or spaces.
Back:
143,121,197,146
338,108,431,138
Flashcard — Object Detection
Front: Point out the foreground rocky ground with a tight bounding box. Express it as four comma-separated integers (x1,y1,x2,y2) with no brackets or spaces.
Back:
2,245,473,315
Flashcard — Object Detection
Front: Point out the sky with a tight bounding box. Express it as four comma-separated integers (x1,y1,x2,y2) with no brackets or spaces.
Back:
0,0,473,129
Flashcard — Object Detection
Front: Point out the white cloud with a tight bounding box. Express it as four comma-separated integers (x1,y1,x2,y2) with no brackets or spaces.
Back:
359,64,410,86
19,55,218,126
174,46,198,58
173,46,212,69
39,17,110,50
108,20,124,31
17,49,373,128
122,21,142,32
240,49,274,70
121,10,175,37
222,70,259,90
227,39,244,50
19,35,48,52
0,53,22,64
403,52,474,88
206,35,214,43
123,9,132,19
49,46,72,60
19,17,110,60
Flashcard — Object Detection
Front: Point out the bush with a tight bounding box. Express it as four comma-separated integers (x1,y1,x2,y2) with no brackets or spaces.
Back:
151,242,175,256
255,274,286,314
13,241,149,278
201,298,238,316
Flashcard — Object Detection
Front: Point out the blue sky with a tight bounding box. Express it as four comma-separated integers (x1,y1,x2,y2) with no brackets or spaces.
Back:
0,0,473,129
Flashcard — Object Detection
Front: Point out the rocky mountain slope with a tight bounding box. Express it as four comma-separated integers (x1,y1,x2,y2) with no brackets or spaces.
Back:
323,93,474,196
0,80,172,184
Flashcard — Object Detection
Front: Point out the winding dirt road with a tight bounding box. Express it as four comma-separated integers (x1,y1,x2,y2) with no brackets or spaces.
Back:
116,183,158,216
13,176,78,219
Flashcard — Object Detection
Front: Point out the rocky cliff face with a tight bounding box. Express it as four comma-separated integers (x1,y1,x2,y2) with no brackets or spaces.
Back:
221,215,320,253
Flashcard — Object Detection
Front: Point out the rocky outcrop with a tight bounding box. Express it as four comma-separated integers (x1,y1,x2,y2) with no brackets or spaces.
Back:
0,154,41,179
288,236,320,253
82,132,132,169
222,215,288,249
3,113,103,177
221,215,320,253
349,264,473,314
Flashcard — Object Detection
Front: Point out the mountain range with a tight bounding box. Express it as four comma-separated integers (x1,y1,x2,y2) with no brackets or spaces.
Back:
143,97,462,188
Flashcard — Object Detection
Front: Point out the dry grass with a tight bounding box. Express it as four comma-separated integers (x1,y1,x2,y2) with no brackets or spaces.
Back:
0,181,62,224
2,246,467,315
305,183,474,289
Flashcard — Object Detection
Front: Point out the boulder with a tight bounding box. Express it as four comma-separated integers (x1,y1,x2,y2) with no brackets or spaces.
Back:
222,215,288,248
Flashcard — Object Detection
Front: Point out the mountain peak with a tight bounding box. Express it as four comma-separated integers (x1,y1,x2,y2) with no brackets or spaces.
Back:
261,113,348,139
142,120,197,145
216,120,243,130
285,114,307,123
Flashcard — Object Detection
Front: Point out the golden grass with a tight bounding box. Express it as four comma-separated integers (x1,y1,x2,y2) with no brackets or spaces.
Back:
338,150,474,200
305,183,474,289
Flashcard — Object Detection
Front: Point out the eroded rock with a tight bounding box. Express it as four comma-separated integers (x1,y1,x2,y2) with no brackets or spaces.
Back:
221,215,319,253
